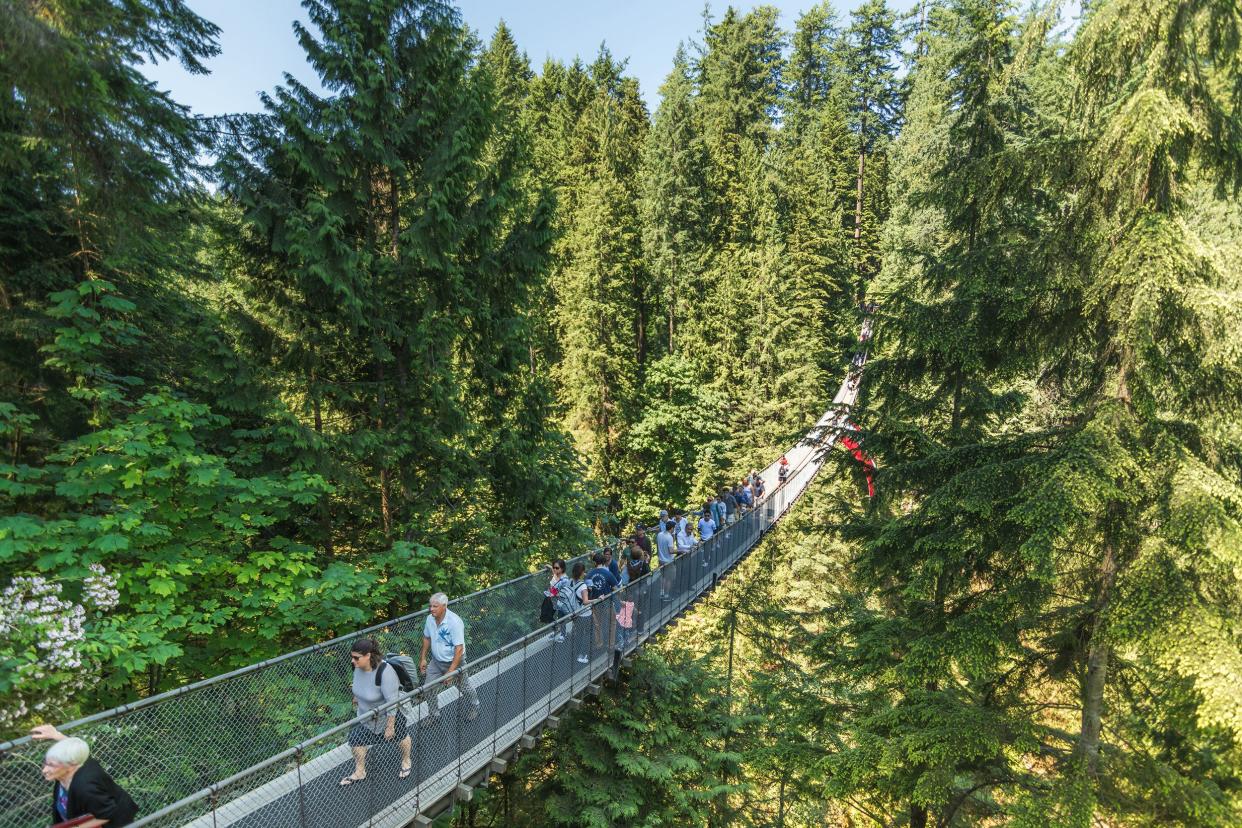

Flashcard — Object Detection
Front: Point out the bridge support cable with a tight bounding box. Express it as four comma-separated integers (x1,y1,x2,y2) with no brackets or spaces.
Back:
0,320,875,828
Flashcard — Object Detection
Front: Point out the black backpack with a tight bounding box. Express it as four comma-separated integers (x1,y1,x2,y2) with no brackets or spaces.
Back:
539,594,556,623
375,654,416,692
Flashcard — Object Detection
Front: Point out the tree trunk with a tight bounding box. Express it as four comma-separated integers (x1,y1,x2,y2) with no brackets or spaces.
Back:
854,147,866,245
911,803,928,828
668,284,675,355
950,366,964,435
1077,356,1132,774
1077,537,1117,776
311,367,334,555
635,287,648,382
377,363,393,540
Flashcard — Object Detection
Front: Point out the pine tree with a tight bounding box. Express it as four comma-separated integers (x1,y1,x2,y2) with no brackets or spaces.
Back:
551,54,649,523
820,3,1061,823
492,651,740,827
218,0,580,593
641,45,712,361
695,5,785,419
845,0,903,281
1021,0,1242,815
763,4,856,445
0,0,343,715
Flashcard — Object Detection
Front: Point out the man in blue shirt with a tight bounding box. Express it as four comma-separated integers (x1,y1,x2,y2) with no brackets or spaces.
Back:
587,552,620,599
420,592,479,723
587,552,620,648
602,547,621,581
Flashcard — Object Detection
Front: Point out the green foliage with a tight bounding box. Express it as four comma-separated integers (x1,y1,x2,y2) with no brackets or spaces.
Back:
487,650,741,827
623,354,732,518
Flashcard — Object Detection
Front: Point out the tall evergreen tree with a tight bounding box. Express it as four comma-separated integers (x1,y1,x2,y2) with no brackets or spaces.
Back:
550,52,649,522
0,0,341,718
764,4,856,444
819,3,1061,824
641,45,712,361
845,0,903,280
1023,0,1242,817
695,5,785,421
218,0,581,593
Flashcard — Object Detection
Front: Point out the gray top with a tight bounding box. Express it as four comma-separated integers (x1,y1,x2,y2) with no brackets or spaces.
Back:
352,663,399,734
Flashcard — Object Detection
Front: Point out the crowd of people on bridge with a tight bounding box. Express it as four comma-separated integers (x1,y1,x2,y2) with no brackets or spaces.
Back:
25,466,792,817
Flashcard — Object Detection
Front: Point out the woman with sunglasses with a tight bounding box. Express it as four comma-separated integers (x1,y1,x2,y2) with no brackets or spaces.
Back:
341,638,412,786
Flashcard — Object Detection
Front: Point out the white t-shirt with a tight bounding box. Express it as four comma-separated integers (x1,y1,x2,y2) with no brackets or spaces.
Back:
424,609,466,663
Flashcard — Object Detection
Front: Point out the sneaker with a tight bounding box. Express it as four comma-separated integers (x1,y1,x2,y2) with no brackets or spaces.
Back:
576,655,589,664
554,633,565,642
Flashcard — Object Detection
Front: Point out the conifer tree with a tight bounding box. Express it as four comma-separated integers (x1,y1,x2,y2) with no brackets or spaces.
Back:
844,0,903,279
764,4,855,443
550,52,649,520
219,0,579,586
695,5,785,412
1021,0,1242,816
641,45,712,361
0,0,341,711
490,651,739,827
820,3,1060,824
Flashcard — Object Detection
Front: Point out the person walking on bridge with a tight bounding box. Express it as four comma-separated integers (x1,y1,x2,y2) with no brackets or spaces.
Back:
420,593,479,724
340,638,412,785
633,524,652,558
722,487,738,524
571,561,591,664
587,552,620,649
712,493,727,532
656,520,675,600
31,724,139,826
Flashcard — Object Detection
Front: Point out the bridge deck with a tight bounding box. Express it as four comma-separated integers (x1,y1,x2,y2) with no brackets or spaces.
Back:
0,328,868,828
129,383,853,828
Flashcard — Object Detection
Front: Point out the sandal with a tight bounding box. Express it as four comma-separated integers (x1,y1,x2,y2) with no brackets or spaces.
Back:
399,764,412,779
339,774,366,786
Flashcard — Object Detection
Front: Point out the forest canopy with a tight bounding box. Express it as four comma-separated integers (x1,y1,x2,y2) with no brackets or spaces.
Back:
1,0,1240,825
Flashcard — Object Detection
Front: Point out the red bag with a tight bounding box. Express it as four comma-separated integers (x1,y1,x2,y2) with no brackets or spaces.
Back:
52,816,96,828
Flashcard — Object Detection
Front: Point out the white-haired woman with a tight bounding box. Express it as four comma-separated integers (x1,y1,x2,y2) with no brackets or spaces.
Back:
30,725,138,826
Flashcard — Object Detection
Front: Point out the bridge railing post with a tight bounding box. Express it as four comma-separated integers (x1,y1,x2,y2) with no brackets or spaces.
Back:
294,746,306,827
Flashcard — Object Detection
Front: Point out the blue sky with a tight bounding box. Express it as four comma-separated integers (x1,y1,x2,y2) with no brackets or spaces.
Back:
144,0,921,118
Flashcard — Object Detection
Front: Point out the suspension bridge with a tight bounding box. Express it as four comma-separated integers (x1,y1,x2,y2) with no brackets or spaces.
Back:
0,321,873,828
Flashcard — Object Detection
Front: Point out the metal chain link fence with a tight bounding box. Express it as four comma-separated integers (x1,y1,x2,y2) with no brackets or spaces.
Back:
0,340,864,828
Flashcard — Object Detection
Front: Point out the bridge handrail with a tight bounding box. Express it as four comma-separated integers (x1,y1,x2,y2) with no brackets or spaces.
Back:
123,405,843,828
0,393,849,828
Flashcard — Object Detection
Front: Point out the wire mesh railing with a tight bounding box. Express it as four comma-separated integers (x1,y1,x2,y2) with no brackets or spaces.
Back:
120,400,843,828
1,329,865,828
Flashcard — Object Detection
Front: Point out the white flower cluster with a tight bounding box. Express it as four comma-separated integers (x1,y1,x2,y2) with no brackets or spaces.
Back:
0,566,119,733
84,563,121,611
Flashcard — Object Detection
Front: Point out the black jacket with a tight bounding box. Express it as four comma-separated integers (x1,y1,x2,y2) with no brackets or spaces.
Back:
51,758,138,826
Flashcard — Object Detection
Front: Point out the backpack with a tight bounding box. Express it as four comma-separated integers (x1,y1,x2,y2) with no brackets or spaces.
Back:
539,594,556,624
552,576,578,617
376,654,417,692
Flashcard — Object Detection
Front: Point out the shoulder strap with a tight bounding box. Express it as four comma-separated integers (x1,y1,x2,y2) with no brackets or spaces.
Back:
374,661,387,687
